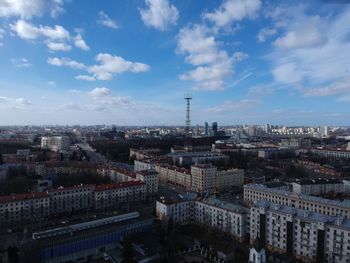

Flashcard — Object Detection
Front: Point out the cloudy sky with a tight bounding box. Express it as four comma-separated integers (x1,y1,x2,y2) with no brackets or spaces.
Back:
0,0,349,126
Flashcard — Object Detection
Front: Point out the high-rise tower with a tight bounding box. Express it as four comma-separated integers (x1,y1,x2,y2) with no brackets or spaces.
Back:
184,94,192,136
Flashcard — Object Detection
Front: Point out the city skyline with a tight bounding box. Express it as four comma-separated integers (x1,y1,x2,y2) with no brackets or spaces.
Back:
1,0,350,125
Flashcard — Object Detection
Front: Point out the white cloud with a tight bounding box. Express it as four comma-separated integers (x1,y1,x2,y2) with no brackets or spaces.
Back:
177,24,236,90
0,0,64,19
139,0,179,31
203,0,261,28
10,20,70,40
205,99,260,113
0,96,31,109
87,53,150,80
73,34,90,51
88,87,111,97
47,57,85,69
272,62,301,84
10,57,32,67
0,28,5,38
233,51,249,62
87,87,131,111
274,26,327,49
303,78,350,97
46,41,72,51
68,89,82,94
268,5,350,92
257,27,276,42
9,19,90,52
98,11,118,29
75,75,96,81
57,102,81,111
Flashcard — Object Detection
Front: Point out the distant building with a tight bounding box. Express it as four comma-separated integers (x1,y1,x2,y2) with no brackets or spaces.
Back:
211,122,218,136
41,136,70,152
204,122,209,136
310,148,350,159
320,125,329,137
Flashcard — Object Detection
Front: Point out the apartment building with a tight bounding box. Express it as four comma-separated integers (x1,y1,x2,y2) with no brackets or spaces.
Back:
156,196,249,242
136,170,158,195
36,161,96,177
0,181,147,226
134,159,157,171
292,178,344,195
244,184,350,218
250,200,350,263
41,136,70,152
216,168,244,190
0,192,50,226
191,164,216,193
48,184,95,214
156,164,192,190
156,164,244,193
94,181,146,210
311,148,350,159
97,165,158,196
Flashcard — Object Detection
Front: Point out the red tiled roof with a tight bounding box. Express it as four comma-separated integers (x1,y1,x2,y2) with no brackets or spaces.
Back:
0,192,49,203
48,184,95,192
95,181,145,191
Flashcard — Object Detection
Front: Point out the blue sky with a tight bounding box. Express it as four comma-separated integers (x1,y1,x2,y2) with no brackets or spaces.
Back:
0,0,349,126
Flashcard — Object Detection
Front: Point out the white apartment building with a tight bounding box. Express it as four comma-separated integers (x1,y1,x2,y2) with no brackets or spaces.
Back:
250,200,350,263
156,197,249,242
94,181,146,210
0,192,50,226
41,136,70,152
136,170,158,195
244,184,350,219
292,179,344,195
48,184,95,214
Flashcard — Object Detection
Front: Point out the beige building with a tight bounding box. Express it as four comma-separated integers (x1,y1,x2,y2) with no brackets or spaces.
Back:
191,164,216,193
156,164,244,193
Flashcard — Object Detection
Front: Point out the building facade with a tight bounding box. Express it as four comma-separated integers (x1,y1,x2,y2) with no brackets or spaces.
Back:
41,136,70,152
244,184,350,219
250,200,350,263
